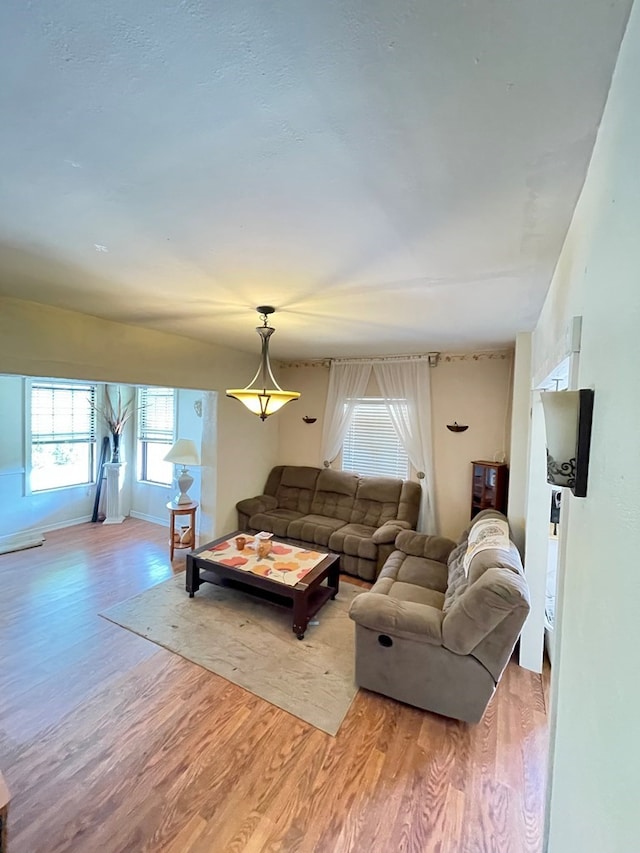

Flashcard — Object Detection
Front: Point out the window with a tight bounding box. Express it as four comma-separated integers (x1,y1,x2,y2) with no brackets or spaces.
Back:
342,398,409,479
137,387,175,485
29,379,97,492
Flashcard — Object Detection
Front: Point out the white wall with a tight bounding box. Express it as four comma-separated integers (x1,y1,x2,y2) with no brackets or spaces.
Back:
0,298,279,540
0,374,97,538
531,8,640,850
278,353,513,540
129,387,206,526
0,377,208,539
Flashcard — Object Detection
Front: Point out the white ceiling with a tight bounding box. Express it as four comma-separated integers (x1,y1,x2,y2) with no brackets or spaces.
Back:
0,1,632,360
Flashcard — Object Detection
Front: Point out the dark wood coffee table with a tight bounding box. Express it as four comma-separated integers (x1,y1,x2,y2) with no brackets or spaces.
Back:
185,531,340,639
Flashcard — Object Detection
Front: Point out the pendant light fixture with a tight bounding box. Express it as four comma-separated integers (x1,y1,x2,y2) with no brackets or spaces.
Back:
226,306,300,420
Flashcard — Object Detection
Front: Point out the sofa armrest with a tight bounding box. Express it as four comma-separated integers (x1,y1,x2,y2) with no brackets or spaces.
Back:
371,519,412,544
235,494,278,517
442,567,530,655
395,530,457,562
349,592,444,645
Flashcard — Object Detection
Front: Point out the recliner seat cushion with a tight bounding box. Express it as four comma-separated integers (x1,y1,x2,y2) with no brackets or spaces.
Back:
378,549,449,594
328,523,377,560
287,514,347,547
371,551,448,609
249,508,304,538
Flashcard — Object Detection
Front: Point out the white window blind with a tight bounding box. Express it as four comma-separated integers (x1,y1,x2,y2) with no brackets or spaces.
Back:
31,381,96,444
138,387,175,442
342,398,409,479
137,387,175,485
29,380,97,492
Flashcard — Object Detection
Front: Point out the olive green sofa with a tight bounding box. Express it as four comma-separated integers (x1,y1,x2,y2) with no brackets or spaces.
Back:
348,510,530,722
236,465,421,581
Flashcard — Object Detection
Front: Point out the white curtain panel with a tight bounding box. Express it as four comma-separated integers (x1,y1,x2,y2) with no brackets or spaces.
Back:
373,360,437,533
320,361,372,467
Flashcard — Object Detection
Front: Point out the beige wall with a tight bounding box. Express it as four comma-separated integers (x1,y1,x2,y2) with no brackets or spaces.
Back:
278,354,513,540
277,363,329,467
530,7,640,850
0,296,279,536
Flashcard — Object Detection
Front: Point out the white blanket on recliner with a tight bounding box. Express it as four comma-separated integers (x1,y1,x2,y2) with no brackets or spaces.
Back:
463,518,510,576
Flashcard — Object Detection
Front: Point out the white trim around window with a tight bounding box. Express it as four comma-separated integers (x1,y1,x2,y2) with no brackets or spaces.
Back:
136,386,176,486
26,378,99,494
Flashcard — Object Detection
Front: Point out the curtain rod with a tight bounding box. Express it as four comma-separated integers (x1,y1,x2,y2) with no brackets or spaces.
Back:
331,353,439,365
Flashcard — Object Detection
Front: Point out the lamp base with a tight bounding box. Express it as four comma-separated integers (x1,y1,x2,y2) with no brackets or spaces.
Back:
174,467,194,505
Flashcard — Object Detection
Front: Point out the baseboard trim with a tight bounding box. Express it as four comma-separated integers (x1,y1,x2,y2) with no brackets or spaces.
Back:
0,514,96,554
129,511,166,527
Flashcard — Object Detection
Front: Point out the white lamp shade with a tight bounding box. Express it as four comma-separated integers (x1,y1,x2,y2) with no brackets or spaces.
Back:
163,438,200,466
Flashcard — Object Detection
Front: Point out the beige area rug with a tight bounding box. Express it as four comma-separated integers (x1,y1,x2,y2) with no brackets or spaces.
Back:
100,574,362,736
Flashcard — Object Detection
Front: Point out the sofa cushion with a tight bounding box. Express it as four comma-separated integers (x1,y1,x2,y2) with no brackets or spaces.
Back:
395,530,456,563
275,466,320,515
249,508,304,538
350,477,402,527
328,523,377,560
385,581,445,609
236,494,278,518
287,514,347,547
310,469,358,522
374,549,448,600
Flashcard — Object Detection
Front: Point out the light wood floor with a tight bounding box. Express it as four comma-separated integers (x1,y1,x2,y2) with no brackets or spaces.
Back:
0,519,549,852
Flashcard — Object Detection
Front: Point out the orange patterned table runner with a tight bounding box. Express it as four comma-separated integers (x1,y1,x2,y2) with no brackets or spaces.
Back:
198,536,326,586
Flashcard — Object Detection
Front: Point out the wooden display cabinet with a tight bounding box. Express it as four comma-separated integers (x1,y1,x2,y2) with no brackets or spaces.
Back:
470,461,508,519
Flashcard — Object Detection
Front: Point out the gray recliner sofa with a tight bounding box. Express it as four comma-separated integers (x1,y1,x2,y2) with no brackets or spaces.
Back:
348,510,530,723
236,465,421,581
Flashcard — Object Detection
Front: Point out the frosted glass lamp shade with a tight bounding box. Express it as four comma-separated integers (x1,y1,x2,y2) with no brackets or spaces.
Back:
226,307,300,420
164,439,200,504
540,389,594,498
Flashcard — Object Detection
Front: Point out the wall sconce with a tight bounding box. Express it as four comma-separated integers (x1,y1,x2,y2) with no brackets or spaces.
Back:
302,416,317,424
540,389,594,498
446,421,468,432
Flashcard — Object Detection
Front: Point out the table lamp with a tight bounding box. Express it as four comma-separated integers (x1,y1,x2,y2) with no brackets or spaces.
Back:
164,438,200,504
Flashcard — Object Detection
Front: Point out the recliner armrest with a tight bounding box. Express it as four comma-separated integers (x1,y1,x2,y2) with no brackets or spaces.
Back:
235,494,278,517
371,519,412,544
349,592,444,645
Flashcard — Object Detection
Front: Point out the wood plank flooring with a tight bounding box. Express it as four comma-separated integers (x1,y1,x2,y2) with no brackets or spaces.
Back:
0,519,549,852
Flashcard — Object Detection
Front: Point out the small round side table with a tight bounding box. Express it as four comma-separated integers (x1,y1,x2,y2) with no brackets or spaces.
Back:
166,500,198,561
